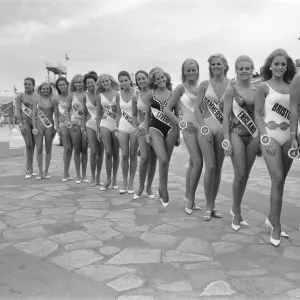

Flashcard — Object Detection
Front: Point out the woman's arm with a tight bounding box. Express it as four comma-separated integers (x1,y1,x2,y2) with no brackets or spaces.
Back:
15,94,23,126
132,93,139,129
195,81,207,127
64,94,72,123
82,95,87,131
52,97,59,131
290,75,300,147
96,94,102,133
164,84,183,125
222,87,234,155
115,92,121,135
254,83,267,136
32,98,38,131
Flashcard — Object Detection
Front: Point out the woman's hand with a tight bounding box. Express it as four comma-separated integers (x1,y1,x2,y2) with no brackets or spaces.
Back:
291,137,299,150
145,134,152,146
261,135,276,157
199,125,214,144
19,123,26,134
222,139,232,157
135,127,146,138
96,131,102,142
81,127,88,140
185,122,198,134
115,128,119,138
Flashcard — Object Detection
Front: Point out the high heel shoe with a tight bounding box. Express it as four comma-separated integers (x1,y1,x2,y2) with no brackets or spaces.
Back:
230,209,249,226
270,227,281,247
265,217,289,238
231,215,241,231
156,191,169,207
185,202,193,215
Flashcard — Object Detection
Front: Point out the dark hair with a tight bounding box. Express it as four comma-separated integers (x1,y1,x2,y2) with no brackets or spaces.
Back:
83,71,98,86
260,48,296,84
118,71,133,87
55,77,69,95
149,68,172,91
181,59,200,83
207,53,229,78
135,70,148,89
24,77,35,87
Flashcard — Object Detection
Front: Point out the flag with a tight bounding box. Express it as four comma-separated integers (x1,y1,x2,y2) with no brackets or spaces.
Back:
65,53,69,61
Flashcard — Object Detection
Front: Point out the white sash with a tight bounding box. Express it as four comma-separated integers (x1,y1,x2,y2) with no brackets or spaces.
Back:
151,107,173,127
37,107,52,128
72,103,83,119
21,103,33,119
86,95,97,120
232,99,258,137
204,96,223,126
271,102,290,120
122,111,133,125
58,103,66,116
103,107,117,120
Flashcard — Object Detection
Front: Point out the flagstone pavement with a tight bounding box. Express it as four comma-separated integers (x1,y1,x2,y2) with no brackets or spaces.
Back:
0,137,300,299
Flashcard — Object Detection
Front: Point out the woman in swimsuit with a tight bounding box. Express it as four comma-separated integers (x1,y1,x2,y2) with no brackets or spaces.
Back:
145,68,179,207
115,71,138,194
164,59,203,214
65,74,89,184
55,77,73,182
16,77,38,178
254,49,296,246
195,53,233,221
32,82,59,179
96,73,120,191
82,71,104,187
223,56,259,231
132,70,157,199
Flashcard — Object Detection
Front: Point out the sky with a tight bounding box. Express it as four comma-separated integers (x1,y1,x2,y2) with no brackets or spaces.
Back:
1,0,300,96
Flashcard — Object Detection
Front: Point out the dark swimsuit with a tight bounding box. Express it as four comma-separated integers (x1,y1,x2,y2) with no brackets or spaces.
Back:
230,87,255,146
149,91,174,138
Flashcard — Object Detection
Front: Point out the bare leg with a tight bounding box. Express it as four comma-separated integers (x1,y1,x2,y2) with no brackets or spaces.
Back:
183,130,203,209
22,123,35,174
118,130,130,190
81,130,88,180
86,127,97,185
61,125,73,178
112,130,120,186
146,146,157,195
128,132,138,191
185,158,193,199
35,128,44,178
96,138,104,184
70,126,82,181
44,127,55,176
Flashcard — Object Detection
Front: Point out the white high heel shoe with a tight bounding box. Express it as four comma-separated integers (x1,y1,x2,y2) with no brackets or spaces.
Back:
265,217,289,238
230,209,249,226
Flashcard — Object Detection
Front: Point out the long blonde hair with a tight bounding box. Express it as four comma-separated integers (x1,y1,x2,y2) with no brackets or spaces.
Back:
69,74,84,93
95,73,119,94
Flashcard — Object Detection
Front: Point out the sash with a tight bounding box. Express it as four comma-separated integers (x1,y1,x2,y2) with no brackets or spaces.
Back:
37,108,52,128
21,103,33,119
72,103,83,119
204,96,223,126
86,96,97,120
58,103,66,116
271,102,290,120
122,111,133,125
103,107,117,120
151,107,174,128
232,99,258,137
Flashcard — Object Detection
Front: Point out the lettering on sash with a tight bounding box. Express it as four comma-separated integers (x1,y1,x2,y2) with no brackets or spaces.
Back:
122,111,133,125
204,96,223,126
233,99,258,137
58,103,66,116
72,103,83,119
271,103,290,120
103,107,117,120
151,107,174,128
37,108,52,128
21,103,33,119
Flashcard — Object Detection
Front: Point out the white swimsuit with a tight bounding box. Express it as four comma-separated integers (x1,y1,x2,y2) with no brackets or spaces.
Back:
86,93,97,131
119,91,135,134
264,82,290,146
179,85,197,127
100,93,117,132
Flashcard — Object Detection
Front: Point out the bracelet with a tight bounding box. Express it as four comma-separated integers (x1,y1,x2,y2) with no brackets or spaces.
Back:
145,134,151,143
288,148,300,159
222,139,230,150
260,134,271,146
32,128,38,135
179,120,187,130
66,121,73,129
199,125,210,135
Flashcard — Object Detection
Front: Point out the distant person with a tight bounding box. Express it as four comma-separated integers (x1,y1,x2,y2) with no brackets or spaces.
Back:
15,77,39,178
65,74,89,184
164,59,203,214
254,48,296,246
95,73,120,191
223,56,259,231
55,77,73,182
195,53,233,221
32,82,59,179
82,71,104,187
132,70,157,199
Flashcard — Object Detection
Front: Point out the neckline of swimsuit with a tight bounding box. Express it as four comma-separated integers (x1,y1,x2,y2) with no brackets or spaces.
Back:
182,84,197,99
120,91,134,104
152,90,172,110
234,87,254,106
209,79,230,102
265,82,289,96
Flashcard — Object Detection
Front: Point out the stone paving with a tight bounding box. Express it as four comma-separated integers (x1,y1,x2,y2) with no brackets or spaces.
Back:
0,134,300,299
